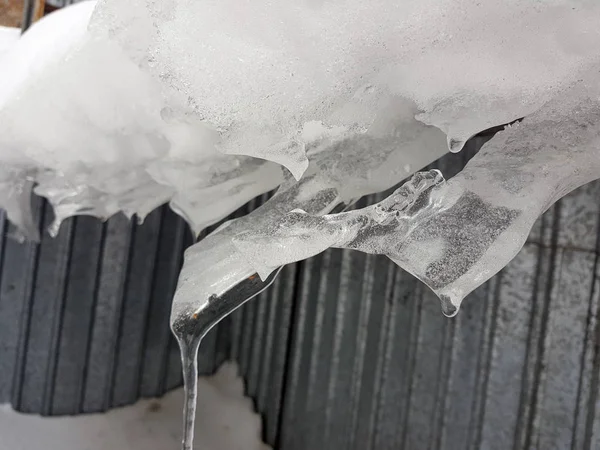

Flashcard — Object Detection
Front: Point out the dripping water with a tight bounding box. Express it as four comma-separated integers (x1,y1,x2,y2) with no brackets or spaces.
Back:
171,267,283,450
447,136,466,153
439,294,460,318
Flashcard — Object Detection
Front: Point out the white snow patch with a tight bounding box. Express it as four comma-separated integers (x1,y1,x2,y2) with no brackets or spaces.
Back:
0,362,269,450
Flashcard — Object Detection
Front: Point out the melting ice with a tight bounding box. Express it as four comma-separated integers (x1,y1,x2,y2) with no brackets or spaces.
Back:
232,73,600,314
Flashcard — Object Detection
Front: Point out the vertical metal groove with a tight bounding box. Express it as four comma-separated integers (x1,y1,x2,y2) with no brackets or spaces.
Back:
433,315,456,450
41,214,76,415
512,208,556,450
468,275,502,450
574,246,600,450
579,206,600,450
78,220,107,412
10,197,45,410
521,202,562,450
348,253,375,448
105,219,138,409
400,282,423,450
367,263,399,450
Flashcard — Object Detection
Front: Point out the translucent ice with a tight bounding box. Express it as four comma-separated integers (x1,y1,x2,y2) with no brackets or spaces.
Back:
233,72,600,314
172,97,448,319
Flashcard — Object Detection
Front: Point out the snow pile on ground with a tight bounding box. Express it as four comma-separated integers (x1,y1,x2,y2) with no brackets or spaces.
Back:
0,362,269,450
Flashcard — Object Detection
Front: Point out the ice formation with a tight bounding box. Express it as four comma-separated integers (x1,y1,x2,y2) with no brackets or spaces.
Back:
232,71,600,315
171,98,448,319
0,2,283,239
1,1,599,448
2,0,600,242
89,0,600,176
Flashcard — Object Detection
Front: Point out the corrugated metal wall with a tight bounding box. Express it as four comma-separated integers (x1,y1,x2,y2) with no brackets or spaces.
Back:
1,137,599,450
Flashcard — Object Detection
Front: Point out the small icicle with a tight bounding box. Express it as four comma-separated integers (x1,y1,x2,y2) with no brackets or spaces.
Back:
48,218,63,238
172,310,206,450
447,136,466,153
178,329,201,450
439,294,460,318
170,268,283,450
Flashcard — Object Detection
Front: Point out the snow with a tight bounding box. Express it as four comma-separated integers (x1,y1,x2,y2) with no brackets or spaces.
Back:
0,2,283,239
0,26,19,59
90,0,600,176
3,0,600,243
0,362,269,450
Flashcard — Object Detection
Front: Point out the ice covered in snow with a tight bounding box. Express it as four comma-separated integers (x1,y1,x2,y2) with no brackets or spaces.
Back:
1,0,600,320
0,362,269,450
89,0,600,177
0,1,283,238
3,0,600,242
232,70,600,315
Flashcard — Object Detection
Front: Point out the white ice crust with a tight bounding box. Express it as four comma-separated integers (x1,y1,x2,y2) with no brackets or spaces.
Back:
2,0,600,243
1,0,600,318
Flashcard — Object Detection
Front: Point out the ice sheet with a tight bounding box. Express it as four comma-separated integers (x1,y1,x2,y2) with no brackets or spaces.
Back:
3,0,600,248
232,71,600,315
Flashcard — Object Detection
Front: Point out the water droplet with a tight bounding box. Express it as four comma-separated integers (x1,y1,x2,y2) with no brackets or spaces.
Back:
440,294,460,318
48,218,62,238
447,137,465,153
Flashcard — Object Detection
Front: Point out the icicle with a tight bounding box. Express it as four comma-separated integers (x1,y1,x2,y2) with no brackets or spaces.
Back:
171,269,281,450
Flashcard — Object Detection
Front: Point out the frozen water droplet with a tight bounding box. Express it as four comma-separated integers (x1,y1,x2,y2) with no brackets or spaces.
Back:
440,295,459,318
447,137,465,153
48,219,62,238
